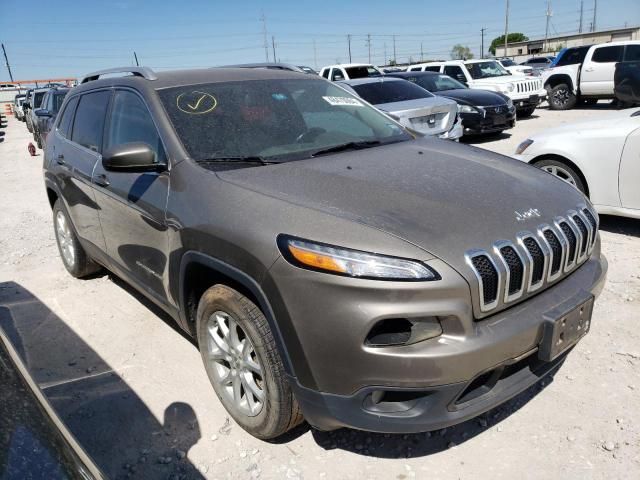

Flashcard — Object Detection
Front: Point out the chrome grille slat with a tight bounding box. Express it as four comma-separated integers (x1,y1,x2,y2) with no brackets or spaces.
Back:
466,205,595,316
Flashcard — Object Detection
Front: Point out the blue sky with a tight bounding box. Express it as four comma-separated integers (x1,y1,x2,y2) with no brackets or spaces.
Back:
1,0,638,80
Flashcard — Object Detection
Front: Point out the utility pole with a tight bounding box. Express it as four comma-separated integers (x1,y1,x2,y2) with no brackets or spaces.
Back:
392,35,397,64
272,36,277,63
384,43,388,66
579,0,584,33
592,0,597,32
421,42,424,61
366,34,372,63
544,1,552,52
313,39,318,69
503,0,510,57
133,51,140,66
260,12,269,61
480,28,486,58
2,44,14,82
347,34,352,63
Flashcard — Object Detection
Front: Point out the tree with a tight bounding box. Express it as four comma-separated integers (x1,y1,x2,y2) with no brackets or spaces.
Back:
450,44,474,60
489,33,528,55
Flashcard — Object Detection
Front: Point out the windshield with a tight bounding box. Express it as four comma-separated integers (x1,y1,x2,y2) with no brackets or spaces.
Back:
466,61,510,79
157,79,409,162
350,80,433,104
552,47,590,67
409,74,466,92
345,66,382,79
500,59,516,67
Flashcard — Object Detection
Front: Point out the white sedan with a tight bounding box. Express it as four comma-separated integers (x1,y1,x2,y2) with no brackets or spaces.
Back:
514,109,640,219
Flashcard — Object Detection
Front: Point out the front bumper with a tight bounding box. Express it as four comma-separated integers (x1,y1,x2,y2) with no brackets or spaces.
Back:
511,89,548,109
272,248,607,433
461,108,516,135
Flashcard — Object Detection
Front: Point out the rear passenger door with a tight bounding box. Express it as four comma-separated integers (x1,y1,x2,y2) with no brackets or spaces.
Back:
52,91,109,252
581,45,624,94
91,88,170,302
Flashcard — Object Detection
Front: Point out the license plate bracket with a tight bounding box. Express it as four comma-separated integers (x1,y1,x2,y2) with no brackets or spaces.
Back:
539,296,594,362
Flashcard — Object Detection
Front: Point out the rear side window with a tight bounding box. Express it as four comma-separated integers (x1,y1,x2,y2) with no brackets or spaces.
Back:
331,69,345,81
105,90,165,163
351,80,433,105
624,45,640,62
345,66,382,79
57,96,79,139
591,46,624,63
71,91,111,152
424,66,441,72
409,67,422,72
321,69,329,79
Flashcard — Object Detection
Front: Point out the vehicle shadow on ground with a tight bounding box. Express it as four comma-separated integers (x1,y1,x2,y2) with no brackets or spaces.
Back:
309,366,561,458
599,215,640,238
0,281,205,480
461,131,512,145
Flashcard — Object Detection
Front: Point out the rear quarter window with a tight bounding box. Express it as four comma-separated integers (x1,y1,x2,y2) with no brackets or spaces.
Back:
591,46,624,63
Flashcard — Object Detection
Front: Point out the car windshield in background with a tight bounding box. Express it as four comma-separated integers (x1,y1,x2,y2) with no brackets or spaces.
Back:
410,74,466,92
33,91,46,107
552,47,590,67
52,92,68,113
350,80,434,105
345,66,382,79
157,79,409,162
466,61,510,79
500,59,517,67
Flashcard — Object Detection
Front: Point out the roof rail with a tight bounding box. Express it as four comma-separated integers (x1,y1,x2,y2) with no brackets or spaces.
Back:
80,66,157,84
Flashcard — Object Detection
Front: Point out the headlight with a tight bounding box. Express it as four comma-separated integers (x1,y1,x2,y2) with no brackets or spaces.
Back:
278,236,439,281
515,139,534,155
457,104,479,114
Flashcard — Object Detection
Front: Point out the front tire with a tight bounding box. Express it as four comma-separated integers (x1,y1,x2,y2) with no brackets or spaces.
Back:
196,285,303,439
547,83,577,110
52,199,101,278
533,158,587,195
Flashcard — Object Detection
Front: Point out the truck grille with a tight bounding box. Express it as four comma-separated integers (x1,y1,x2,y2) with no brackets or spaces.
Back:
466,204,598,314
515,79,542,94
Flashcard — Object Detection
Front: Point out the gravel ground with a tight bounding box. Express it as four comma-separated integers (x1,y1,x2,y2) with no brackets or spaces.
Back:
1,103,639,480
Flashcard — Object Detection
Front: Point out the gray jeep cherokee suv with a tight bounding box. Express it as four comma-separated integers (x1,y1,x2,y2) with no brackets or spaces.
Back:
43,66,607,439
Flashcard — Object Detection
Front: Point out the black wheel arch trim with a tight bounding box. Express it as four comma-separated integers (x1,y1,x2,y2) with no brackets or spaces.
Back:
530,154,590,198
178,251,318,390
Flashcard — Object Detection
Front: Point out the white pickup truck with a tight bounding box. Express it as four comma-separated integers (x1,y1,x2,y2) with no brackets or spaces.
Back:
543,41,640,110
406,59,546,117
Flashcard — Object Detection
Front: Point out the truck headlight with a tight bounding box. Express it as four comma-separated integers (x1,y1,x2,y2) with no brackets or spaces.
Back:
501,83,515,93
278,236,439,281
515,139,534,154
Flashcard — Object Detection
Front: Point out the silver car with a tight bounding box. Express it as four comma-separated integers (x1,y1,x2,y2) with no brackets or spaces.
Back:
338,76,463,140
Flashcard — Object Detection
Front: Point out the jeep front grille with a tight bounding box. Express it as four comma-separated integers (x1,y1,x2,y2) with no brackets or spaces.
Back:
466,204,598,314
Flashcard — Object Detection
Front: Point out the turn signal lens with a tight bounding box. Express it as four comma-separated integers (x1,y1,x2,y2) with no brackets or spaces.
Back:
279,236,439,281
515,139,534,155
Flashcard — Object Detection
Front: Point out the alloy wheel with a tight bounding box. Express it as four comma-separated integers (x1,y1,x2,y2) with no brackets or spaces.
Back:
55,211,76,268
206,311,265,417
552,88,570,107
541,165,577,187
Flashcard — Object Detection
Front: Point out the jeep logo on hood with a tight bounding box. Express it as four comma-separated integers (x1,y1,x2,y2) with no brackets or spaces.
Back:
515,208,542,222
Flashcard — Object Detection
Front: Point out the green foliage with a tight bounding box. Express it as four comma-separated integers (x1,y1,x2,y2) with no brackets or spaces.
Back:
489,33,529,55
450,44,474,60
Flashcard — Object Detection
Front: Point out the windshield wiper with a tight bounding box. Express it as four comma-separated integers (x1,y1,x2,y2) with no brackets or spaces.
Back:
309,140,382,157
198,156,276,165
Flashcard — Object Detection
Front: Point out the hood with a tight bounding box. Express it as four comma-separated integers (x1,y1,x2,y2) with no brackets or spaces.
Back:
436,88,508,106
218,138,586,277
471,76,515,85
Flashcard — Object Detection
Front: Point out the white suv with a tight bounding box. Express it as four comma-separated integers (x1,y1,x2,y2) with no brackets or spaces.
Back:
320,63,384,81
407,59,546,117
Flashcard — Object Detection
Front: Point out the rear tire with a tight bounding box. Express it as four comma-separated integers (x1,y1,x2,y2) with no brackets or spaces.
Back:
533,158,587,195
547,83,577,110
52,199,102,278
36,132,43,149
196,285,303,440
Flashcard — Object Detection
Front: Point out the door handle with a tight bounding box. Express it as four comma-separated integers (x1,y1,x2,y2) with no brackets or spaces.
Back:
55,154,65,165
94,174,110,188
584,67,595,72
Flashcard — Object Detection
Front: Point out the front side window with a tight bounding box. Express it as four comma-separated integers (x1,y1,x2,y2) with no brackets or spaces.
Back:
71,90,111,152
321,69,329,79
57,96,79,139
157,79,409,162
443,65,466,83
465,61,509,79
345,66,382,79
591,46,623,63
105,90,165,163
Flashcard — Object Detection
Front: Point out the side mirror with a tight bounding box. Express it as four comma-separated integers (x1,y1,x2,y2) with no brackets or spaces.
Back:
102,142,164,172
34,109,52,117
334,75,345,81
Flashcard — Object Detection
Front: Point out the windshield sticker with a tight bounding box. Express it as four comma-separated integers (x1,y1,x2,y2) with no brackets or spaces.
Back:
272,93,288,101
322,96,363,107
176,91,218,114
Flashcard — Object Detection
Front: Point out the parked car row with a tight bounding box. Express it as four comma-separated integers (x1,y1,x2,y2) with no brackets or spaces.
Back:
12,85,69,149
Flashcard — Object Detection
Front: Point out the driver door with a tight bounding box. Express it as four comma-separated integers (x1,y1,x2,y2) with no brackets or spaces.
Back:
619,125,640,210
